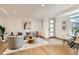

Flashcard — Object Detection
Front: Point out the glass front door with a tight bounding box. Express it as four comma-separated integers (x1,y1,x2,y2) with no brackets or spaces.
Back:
48,19,55,37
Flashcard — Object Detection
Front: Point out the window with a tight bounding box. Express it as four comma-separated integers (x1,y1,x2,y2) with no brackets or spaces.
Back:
70,14,79,34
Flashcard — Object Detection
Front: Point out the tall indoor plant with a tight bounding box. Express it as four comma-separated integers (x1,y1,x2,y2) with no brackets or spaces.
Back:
0,25,5,40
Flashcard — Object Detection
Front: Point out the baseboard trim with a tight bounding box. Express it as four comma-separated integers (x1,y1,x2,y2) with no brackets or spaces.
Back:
54,36,64,41
39,36,56,39
38,36,45,39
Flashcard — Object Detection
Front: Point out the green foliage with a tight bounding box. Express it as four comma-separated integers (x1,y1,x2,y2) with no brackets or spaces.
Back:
0,25,5,34
72,27,79,34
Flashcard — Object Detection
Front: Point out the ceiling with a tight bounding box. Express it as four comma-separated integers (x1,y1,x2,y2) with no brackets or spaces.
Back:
0,4,76,18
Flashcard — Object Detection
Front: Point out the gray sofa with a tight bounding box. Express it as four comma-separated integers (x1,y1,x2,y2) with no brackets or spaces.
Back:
7,35,24,49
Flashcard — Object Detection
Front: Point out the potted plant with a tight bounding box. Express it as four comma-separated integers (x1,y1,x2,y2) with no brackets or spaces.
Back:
0,25,5,40
72,27,79,41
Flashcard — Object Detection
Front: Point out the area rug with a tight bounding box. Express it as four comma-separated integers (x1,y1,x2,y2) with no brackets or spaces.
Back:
2,38,50,55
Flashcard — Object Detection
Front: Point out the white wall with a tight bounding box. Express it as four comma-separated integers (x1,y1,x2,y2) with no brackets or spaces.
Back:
54,5,79,39
2,17,42,35
42,18,49,38
0,15,71,39
0,14,73,39
55,16,70,39
0,15,4,26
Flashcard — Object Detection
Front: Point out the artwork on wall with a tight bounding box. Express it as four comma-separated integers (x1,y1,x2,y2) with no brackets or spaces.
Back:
62,20,67,31
23,21,31,30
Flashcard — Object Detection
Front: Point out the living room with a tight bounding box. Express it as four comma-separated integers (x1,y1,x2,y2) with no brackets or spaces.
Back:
0,4,79,55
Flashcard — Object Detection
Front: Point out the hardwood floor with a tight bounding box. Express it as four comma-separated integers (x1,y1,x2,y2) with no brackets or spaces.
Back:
0,37,76,55
0,42,8,54
7,45,74,55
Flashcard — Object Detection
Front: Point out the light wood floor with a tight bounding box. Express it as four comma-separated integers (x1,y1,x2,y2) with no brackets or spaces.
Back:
0,42,8,54
1,37,78,55
7,44,74,55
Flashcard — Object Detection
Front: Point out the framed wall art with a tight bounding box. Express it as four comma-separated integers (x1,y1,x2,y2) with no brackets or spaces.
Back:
23,21,31,30
62,20,67,31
